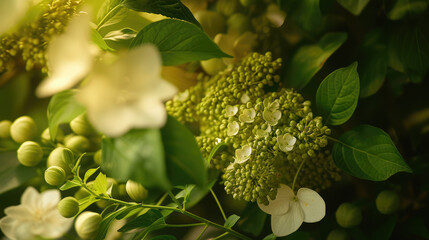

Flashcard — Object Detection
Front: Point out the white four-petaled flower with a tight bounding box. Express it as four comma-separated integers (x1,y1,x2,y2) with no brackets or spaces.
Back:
227,121,239,136
225,105,238,117
0,187,73,240
278,133,297,152
239,108,256,123
77,44,177,137
258,184,325,237
263,100,282,126
235,145,252,163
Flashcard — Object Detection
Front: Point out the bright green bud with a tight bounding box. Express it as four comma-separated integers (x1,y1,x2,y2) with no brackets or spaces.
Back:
47,147,74,176
201,58,227,76
126,180,148,202
376,190,400,215
10,116,37,143
335,203,362,228
65,135,90,153
44,166,66,186
41,128,64,144
0,120,12,138
75,211,102,239
327,229,349,240
94,150,102,165
17,141,43,167
194,10,225,38
70,114,97,136
58,197,79,218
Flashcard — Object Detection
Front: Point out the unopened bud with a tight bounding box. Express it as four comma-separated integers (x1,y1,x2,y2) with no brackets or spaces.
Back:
70,114,97,136
126,180,148,202
10,116,37,143
0,120,12,138
376,190,400,215
47,147,74,176
335,203,362,228
94,150,102,165
65,135,90,153
17,141,43,167
327,229,349,240
201,58,227,75
75,211,102,239
58,197,79,218
41,128,64,144
44,166,66,186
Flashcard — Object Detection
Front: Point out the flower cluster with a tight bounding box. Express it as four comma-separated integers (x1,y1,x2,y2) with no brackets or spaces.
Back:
166,52,340,204
0,0,82,73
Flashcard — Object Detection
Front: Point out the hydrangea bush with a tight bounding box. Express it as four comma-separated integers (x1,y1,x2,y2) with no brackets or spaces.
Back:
0,0,427,239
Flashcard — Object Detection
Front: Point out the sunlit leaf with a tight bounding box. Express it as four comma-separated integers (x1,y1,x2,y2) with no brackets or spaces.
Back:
337,0,370,15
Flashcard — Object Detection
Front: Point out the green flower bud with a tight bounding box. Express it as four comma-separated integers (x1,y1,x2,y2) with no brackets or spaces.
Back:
0,120,12,138
75,211,102,239
94,150,102,165
65,135,90,153
227,13,250,35
201,58,227,76
335,203,362,228
327,229,349,240
10,116,37,143
376,190,400,215
17,141,43,167
70,114,97,136
126,180,148,202
194,10,225,38
47,147,74,176
41,128,64,145
44,166,66,186
58,197,79,218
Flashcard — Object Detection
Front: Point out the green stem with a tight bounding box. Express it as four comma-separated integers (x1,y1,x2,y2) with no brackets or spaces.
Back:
168,191,182,209
292,159,306,192
156,192,168,206
196,225,208,240
212,232,229,240
167,223,206,228
210,189,227,221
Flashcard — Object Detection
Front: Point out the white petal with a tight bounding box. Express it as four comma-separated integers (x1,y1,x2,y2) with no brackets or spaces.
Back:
235,145,252,163
258,184,294,215
227,121,239,136
39,189,60,210
14,222,35,240
21,187,39,208
241,93,250,103
225,105,238,117
271,200,304,237
36,13,92,98
297,188,326,223
4,206,31,220
0,216,19,240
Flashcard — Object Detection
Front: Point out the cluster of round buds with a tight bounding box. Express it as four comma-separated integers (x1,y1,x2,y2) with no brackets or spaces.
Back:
0,0,82,73
167,52,340,203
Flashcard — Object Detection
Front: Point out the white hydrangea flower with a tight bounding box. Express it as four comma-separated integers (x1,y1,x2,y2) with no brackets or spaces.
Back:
239,108,256,123
264,99,280,112
225,105,238,117
240,93,250,103
0,0,32,34
36,12,94,98
278,133,297,152
256,125,271,138
258,184,325,237
227,121,239,136
235,145,252,164
0,187,73,240
263,110,282,126
77,44,177,137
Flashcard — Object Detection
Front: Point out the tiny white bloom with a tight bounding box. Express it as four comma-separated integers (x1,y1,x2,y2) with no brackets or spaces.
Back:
235,145,252,164
36,12,94,98
278,133,297,152
225,105,238,117
0,0,32,34
241,93,250,103
239,108,256,123
256,125,272,138
264,99,280,112
258,184,325,237
227,121,240,136
77,44,177,137
174,89,189,102
0,187,73,240
263,109,282,126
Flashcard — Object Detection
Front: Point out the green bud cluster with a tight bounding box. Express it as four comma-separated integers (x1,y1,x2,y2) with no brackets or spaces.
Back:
0,0,82,73
167,52,340,203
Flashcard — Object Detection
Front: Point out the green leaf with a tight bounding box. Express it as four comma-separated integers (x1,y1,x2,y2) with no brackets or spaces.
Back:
119,209,164,232
151,236,177,240
386,0,428,20
207,142,228,165
336,0,370,15
83,167,100,184
175,176,217,208
402,217,429,239
101,129,171,190
332,125,413,181
93,172,107,196
47,90,86,141
263,234,277,240
285,32,347,90
92,29,115,51
239,203,267,236
0,73,30,120
316,62,360,125
96,0,128,30
370,215,397,240
224,214,240,228
77,195,98,214
123,0,201,28
95,205,141,240
160,116,207,187
358,29,388,98
287,0,323,31
0,152,37,194
59,178,81,191
104,28,137,42
130,19,230,66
